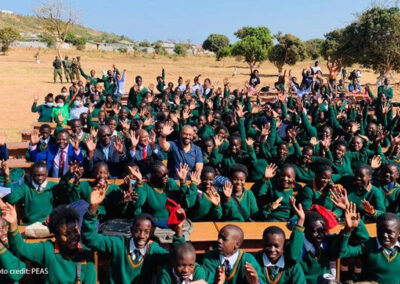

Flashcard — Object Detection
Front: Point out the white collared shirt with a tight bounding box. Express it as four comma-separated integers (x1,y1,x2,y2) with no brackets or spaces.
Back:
219,250,239,270
376,238,400,256
263,253,285,269
32,180,48,192
53,145,70,177
304,237,323,255
129,238,147,261
172,268,193,284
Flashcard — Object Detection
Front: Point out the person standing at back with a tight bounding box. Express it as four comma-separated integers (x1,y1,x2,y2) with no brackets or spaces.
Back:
52,56,63,83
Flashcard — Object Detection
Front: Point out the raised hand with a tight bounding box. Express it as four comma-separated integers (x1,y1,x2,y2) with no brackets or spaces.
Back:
246,138,255,147
88,103,94,114
129,130,139,149
351,122,360,133
120,120,130,132
264,163,278,179
85,136,97,153
122,176,138,203
1,202,18,230
30,129,40,145
112,104,121,115
190,170,201,185
321,137,331,150
113,136,125,155
176,163,190,181
1,160,9,179
182,109,191,120
161,121,174,137
223,181,233,199
214,134,224,148
57,111,65,124
260,124,270,137
69,160,80,174
289,196,305,226
71,136,80,151
344,202,360,233
206,187,221,206
90,127,98,139
235,104,247,118
361,199,376,215
310,137,318,147
370,155,382,169
330,184,349,210
270,197,283,211
128,166,143,183
244,262,259,284
90,186,106,207
215,266,226,284
34,95,39,103
130,108,138,118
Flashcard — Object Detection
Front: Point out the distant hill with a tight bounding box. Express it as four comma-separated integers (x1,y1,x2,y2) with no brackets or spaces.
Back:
0,12,134,43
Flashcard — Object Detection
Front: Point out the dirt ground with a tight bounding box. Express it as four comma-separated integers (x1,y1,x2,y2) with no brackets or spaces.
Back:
1,47,399,142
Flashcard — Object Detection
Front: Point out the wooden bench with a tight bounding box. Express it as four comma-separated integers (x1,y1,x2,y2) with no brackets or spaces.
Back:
7,159,33,171
32,122,71,131
7,142,29,159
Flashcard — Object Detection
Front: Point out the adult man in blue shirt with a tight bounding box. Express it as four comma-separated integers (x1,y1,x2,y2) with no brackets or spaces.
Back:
159,124,203,179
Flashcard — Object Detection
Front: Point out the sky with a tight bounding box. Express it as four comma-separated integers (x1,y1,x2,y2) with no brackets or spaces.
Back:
0,0,395,44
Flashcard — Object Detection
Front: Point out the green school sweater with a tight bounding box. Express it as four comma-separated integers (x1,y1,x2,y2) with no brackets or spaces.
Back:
373,181,400,213
185,184,223,221
51,104,70,125
156,263,206,284
326,150,354,176
198,124,215,140
134,179,187,221
337,233,400,284
0,245,26,284
31,103,53,122
6,181,62,224
66,180,123,219
294,163,315,184
253,225,306,284
222,189,259,222
8,228,96,284
202,249,267,284
377,85,394,100
81,211,184,284
210,147,257,177
298,181,343,218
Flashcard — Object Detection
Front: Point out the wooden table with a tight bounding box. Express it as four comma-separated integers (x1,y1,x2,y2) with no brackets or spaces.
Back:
7,142,29,159
188,222,218,254
7,159,33,170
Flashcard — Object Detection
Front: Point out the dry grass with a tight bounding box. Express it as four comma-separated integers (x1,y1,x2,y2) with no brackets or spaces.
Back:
1,47,399,142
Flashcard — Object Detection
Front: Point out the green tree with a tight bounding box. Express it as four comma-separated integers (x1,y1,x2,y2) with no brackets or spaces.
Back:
229,26,273,72
153,42,168,56
0,27,20,54
341,7,400,75
202,34,230,54
321,29,345,60
216,46,231,61
174,43,187,56
138,40,151,47
39,32,57,47
304,38,324,60
268,33,307,73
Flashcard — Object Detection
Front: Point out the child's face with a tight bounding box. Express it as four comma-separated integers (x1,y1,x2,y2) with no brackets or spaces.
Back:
56,221,81,252
95,165,109,181
278,167,295,188
202,140,214,155
305,220,326,247
231,171,246,192
381,165,399,184
132,219,152,248
277,144,288,159
174,253,196,281
377,220,400,249
316,170,332,189
32,166,48,185
229,138,241,155
217,228,240,256
354,168,371,188
40,128,51,139
301,148,313,164
351,137,363,151
334,145,346,160
264,233,285,264
201,172,215,191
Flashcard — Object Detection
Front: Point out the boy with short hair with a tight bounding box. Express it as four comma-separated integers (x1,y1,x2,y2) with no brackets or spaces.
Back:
202,224,266,284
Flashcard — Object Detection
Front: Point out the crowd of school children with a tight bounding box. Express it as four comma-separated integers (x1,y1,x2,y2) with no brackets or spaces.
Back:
0,57,398,284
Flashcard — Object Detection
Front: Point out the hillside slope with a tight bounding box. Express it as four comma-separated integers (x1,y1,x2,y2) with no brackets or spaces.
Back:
0,12,133,43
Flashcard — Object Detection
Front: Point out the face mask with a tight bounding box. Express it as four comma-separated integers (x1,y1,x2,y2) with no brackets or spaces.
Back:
61,92,68,96
73,100,82,107
56,103,64,108
45,102,54,107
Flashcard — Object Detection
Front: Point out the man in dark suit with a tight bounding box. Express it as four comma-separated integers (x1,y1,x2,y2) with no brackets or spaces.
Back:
129,129,163,178
85,125,127,178
29,129,84,177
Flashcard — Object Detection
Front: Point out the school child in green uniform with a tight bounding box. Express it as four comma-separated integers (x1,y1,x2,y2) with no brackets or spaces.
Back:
373,163,400,214
253,164,302,221
0,218,26,284
156,242,207,284
31,93,54,122
202,224,266,284
338,165,386,220
3,204,97,284
81,189,184,284
298,159,343,218
185,166,223,221
325,140,357,176
128,161,190,225
4,162,66,224
253,198,306,284
62,162,124,220
221,164,259,222
336,207,400,284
